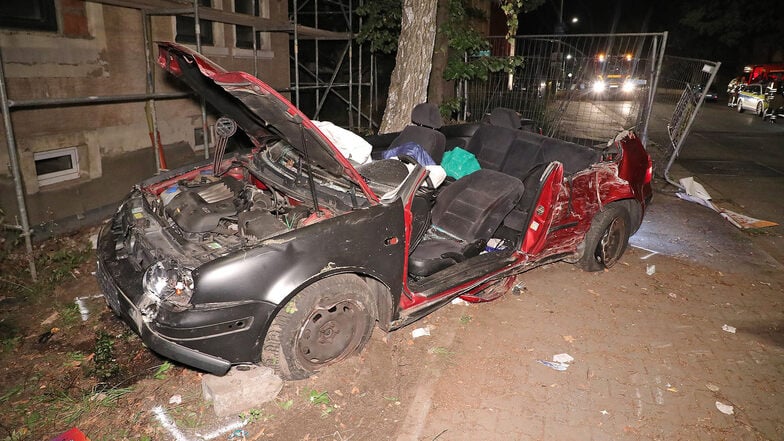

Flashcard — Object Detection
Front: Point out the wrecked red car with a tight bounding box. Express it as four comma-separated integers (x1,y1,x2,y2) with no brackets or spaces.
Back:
96,42,653,380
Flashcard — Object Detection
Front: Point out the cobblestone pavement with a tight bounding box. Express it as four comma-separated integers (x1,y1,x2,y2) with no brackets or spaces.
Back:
397,245,783,441
383,190,784,441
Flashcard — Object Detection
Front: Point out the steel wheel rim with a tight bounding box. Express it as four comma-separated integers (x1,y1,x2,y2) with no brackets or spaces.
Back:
595,216,627,268
296,299,364,369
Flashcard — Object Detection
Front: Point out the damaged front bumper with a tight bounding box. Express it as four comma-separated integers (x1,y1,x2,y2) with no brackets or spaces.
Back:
96,220,274,376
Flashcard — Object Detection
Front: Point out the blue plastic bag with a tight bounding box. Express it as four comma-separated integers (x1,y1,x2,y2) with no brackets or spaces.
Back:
441,147,481,179
381,142,437,166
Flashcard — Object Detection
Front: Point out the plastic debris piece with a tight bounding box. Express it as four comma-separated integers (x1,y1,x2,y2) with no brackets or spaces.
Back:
706,383,720,392
228,429,250,440
537,360,569,371
646,265,656,276
600,409,609,415
450,298,470,306
49,427,90,441
75,297,90,321
715,401,734,415
411,327,431,339
169,394,182,405
668,292,677,299
552,353,574,364
721,324,736,334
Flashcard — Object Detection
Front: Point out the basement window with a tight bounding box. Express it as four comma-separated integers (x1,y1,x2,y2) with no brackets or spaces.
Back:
34,147,80,186
0,0,57,32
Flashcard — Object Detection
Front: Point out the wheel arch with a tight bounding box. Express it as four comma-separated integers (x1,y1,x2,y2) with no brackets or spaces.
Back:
263,268,395,338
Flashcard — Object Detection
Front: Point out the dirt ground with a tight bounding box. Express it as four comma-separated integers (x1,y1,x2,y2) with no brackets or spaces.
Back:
1,193,783,441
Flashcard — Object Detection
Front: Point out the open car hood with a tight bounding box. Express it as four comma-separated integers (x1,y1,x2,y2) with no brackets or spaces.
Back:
156,42,362,183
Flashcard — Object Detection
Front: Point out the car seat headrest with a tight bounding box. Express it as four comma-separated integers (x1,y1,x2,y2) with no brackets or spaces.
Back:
411,103,444,129
488,107,522,130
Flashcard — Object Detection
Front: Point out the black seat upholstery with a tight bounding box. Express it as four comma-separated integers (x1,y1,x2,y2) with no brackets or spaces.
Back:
465,125,518,171
390,103,447,163
408,169,524,277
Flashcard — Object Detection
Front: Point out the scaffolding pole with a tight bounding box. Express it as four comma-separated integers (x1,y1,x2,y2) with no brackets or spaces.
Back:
0,49,37,281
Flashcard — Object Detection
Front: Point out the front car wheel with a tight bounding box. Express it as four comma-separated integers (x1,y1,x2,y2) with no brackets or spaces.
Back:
261,274,375,380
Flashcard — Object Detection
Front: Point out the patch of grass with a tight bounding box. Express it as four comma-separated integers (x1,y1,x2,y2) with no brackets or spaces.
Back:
58,302,82,326
307,389,331,405
459,314,472,324
54,386,134,426
239,408,273,424
277,399,294,410
0,384,23,403
93,331,120,381
306,389,335,418
0,321,20,355
152,361,173,380
0,236,91,302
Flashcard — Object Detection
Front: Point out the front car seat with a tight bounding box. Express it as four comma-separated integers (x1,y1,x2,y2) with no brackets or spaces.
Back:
389,103,447,163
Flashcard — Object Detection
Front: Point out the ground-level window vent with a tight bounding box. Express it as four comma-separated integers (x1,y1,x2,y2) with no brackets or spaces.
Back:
34,147,80,186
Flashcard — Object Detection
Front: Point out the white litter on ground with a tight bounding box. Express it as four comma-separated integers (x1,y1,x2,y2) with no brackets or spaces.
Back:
412,327,431,339
715,401,734,415
721,324,737,334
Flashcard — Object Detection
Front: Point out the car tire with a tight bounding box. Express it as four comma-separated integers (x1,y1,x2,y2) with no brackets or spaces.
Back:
577,202,631,272
756,102,764,116
737,100,744,113
261,274,375,380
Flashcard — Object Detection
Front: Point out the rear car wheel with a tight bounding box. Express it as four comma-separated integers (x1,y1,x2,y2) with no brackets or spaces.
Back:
261,274,375,380
737,100,744,113
578,202,631,272
756,102,764,116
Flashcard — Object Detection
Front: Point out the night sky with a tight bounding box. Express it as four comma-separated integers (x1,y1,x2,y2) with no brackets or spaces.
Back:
517,0,784,80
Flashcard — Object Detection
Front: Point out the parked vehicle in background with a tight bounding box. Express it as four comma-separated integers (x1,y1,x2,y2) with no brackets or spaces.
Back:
736,83,769,115
695,84,718,102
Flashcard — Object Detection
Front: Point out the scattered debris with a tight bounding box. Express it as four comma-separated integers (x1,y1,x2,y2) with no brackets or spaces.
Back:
511,282,527,296
715,401,734,415
40,311,60,326
37,327,59,344
668,292,677,299
600,409,609,415
677,177,778,229
169,394,182,405
562,335,575,343
646,265,656,276
552,353,574,364
450,298,470,306
706,383,720,392
537,360,570,371
721,324,737,334
412,327,431,339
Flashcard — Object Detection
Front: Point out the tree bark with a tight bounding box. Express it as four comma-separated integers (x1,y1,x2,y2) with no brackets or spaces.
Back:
427,0,451,106
379,0,438,134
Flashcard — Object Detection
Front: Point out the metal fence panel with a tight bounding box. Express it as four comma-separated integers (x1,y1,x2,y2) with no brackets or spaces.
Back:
463,33,667,147
650,55,720,186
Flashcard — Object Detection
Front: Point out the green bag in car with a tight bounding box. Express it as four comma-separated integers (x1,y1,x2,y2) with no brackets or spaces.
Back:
441,147,481,179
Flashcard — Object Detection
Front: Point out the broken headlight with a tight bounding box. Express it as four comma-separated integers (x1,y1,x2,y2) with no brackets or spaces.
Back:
142,260,194,308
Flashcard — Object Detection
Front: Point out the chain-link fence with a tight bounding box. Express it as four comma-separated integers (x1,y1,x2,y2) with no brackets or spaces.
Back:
461,33,667,147
647,55,720,186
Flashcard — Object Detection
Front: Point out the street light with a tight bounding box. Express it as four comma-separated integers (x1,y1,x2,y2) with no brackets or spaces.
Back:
571,16,579,24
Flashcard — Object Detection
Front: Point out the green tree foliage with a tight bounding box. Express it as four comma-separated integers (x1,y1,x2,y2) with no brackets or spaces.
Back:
356,0,402,54
442,0,524,82
500,0,544,40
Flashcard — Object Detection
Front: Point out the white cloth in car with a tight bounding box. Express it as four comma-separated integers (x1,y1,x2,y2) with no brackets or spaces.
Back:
312,120,372,164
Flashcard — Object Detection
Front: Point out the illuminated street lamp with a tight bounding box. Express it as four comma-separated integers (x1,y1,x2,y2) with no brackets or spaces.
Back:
571,16,579,24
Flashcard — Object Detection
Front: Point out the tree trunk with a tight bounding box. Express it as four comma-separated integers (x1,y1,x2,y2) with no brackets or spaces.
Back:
379,0,438,134
427,0,450,106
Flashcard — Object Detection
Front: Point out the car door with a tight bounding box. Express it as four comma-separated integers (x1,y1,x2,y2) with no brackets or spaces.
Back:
520,161,565,255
